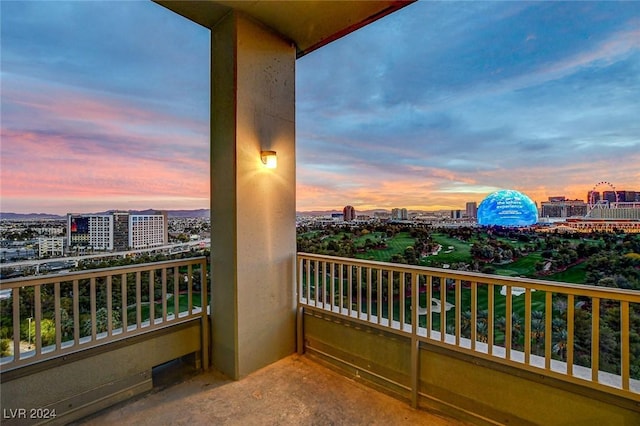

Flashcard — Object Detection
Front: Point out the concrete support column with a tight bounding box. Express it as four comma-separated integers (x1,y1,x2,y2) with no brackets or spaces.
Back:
210,12,296,379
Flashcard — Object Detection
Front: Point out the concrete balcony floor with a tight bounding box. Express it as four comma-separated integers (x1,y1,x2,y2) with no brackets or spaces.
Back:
76,354,467,425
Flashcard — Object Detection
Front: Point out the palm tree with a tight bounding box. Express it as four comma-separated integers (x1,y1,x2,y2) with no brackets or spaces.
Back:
476,321,489,344
461,310,472,338
496,316,507,346
531,310,545,356
511,313,523,350
552,329,568,360
476,309,489,343
496,313,522,349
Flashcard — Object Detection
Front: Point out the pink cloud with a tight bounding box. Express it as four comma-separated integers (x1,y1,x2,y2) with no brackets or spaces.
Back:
296,158,640,212
1,77,209,214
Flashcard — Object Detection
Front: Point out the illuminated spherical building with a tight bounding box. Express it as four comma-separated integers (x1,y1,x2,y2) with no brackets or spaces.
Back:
477,190,538,226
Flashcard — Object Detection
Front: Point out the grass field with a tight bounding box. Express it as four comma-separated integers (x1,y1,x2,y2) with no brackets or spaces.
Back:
301,229,599,286
494,236,532,249
355,232,416,262
545,262,588,283
130,293,204,324
493,253,543,277
422,233,473,265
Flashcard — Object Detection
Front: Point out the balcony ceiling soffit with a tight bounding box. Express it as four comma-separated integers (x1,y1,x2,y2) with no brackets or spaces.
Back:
155,0,414,58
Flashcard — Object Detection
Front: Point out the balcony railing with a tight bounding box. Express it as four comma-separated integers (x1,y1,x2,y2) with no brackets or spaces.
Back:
297,253,640,402
0,257,208,371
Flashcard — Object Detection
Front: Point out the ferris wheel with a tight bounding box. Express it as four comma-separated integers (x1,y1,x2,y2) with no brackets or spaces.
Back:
589,181,618,207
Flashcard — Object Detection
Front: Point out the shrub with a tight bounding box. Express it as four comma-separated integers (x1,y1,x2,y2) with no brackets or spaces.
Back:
0,338,11,357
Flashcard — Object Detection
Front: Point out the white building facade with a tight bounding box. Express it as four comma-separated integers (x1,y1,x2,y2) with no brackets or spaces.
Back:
88,215,114,250
38,237,65,258
129,213,168,249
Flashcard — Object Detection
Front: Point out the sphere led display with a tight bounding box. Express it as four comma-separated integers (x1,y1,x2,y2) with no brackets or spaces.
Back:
477,190,538,227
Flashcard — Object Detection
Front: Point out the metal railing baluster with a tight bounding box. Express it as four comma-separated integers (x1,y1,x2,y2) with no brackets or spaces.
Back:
107,276,113,335
545,291,552,370
90,277,96,340
471,281,477,352
591,297,600,383
34,284,42,355
567,294,575,377
54,282,61,350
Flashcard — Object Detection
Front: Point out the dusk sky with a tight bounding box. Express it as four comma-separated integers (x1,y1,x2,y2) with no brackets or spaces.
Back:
1,1,639,215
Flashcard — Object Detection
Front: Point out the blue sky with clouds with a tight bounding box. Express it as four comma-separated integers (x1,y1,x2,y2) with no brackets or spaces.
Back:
1,1,639,214
296,1,640,211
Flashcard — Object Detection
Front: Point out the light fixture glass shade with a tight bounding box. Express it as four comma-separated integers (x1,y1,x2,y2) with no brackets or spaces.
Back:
261,150,277,168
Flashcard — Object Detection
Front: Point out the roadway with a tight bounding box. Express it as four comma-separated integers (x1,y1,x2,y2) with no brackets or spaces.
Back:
0,239,210,270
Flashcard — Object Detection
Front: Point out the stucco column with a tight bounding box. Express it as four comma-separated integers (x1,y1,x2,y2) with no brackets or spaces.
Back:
210,12,296,379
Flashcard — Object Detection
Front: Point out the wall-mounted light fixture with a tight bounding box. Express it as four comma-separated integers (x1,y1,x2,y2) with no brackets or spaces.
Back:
261,150,277,169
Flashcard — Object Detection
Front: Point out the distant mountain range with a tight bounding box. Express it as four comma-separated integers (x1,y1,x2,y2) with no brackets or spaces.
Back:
295,209,444,216
0,212,64,220
296,209,387,216
2,208,450,220
0,209,211,220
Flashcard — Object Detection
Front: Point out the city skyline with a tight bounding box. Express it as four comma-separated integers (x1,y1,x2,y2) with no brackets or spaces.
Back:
1,1,639,215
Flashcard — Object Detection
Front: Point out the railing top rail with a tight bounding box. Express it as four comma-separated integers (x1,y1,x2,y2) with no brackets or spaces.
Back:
0,256,207,289
297,252,640,302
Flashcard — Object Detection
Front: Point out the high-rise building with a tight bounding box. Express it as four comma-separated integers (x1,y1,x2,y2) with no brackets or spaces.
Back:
391,208,408,220
343,205,356,222
67,211,168,251
541,198,588,218
88,215,113,250
465,202,477,220
113,211,130,251
68,215,90,247
589,189,639,205
129,211,168,249
68,214,112,250
603,191,618,204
